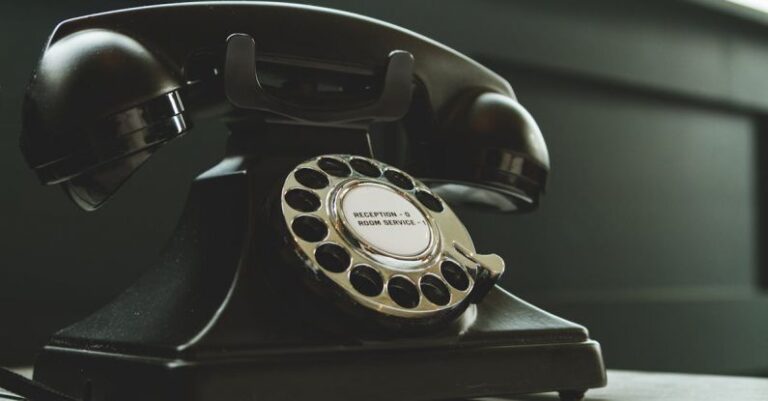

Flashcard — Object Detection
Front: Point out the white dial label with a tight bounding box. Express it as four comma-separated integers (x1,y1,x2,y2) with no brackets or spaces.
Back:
340,184,431,257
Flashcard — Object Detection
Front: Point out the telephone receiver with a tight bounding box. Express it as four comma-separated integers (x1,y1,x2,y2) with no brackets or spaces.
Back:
21,3,548,213
9,3,604,401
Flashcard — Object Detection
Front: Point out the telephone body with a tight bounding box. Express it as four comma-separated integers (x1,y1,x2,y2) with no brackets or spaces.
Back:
15,2,605,401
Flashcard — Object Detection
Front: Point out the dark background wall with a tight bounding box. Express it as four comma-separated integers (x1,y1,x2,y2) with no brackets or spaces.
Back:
1,0,767,375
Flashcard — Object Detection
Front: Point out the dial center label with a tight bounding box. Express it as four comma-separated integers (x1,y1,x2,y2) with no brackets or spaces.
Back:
340,183,431,257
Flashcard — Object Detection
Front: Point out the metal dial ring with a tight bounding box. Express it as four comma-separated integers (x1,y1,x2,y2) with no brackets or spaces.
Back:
280,155,505,322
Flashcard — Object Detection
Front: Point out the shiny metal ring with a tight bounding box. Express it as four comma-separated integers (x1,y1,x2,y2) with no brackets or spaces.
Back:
280,154,505,320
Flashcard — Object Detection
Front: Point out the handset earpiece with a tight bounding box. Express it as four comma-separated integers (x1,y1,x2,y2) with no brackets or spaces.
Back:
21,29,189,210
429,92,550,213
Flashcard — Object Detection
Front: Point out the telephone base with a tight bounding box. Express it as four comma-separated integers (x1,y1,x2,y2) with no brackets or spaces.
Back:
33,315,603,401
31,154,605,401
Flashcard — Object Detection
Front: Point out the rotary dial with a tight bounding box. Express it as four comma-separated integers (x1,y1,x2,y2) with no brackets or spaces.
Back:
280,155,504,321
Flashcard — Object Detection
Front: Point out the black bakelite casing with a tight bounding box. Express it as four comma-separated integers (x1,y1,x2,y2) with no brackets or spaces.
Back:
21,3,605,401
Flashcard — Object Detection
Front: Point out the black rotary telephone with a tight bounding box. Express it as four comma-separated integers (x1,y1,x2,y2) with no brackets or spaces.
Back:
3,2,605,401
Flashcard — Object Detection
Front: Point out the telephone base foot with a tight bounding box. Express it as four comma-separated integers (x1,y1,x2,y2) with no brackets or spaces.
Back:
559,389,587,401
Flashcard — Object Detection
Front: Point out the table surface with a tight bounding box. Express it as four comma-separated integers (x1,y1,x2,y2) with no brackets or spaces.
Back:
2,369,768,400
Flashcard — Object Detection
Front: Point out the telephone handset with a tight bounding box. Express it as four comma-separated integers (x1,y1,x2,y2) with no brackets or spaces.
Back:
9,2,604,401
20,3,547,213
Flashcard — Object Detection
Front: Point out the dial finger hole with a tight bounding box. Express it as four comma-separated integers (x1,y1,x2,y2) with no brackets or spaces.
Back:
314,243,351,273
441,260,469,291
384,169,414,190
415,190,444,212
350,158,381,177
388,276,420,309
284,188,321,212
318,157,351,177
295,168,329,189
350,265,384,297
420,274,451,306
291,216,328,242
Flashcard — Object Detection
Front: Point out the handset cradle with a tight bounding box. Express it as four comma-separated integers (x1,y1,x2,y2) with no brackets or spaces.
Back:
225,33,415,125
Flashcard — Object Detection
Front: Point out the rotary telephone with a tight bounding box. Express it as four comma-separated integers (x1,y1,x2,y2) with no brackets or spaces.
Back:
2,2,605,401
